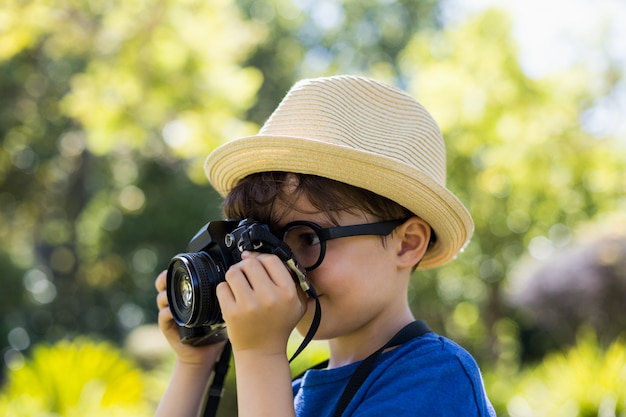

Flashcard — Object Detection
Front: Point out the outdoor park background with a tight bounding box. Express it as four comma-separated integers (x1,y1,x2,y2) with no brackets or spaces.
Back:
1,0,625,416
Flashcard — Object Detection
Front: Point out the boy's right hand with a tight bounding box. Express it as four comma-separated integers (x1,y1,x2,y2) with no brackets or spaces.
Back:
155,270,226,368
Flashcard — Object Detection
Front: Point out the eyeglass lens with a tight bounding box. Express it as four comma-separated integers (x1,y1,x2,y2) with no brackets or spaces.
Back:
282,224,322,270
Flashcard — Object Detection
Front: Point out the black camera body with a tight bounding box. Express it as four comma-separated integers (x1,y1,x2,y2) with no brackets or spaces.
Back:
166,219,308,346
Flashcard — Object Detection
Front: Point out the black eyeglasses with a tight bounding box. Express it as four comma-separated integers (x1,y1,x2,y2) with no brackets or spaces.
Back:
279,219,407,271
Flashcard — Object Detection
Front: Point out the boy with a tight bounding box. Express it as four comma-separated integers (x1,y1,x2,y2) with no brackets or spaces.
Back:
155,75,496,416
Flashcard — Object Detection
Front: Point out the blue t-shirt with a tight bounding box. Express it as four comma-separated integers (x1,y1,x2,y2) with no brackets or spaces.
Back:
292,332,496,416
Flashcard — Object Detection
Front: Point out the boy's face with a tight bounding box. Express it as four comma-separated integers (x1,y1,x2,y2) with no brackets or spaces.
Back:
272,190,411,341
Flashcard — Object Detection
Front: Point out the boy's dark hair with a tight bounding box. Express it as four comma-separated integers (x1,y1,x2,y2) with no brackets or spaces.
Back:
223,172,435,270
223,171,437,271
223,172,412,227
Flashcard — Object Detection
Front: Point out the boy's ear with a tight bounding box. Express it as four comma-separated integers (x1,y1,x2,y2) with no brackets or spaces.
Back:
395,217,431,268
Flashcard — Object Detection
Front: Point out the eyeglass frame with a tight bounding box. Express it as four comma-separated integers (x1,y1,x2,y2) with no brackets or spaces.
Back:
277,218,408,271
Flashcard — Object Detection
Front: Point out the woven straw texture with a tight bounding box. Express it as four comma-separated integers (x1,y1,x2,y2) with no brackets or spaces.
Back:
205,75,473,269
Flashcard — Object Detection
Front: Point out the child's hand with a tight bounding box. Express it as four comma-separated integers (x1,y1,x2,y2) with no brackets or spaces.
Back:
155,270,226,367
216,251,307,358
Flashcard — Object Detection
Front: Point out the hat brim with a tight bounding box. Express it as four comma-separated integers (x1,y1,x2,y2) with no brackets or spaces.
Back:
205,135,474,269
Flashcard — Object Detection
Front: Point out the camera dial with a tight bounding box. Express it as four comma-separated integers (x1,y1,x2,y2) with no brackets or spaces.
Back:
224,233,235,248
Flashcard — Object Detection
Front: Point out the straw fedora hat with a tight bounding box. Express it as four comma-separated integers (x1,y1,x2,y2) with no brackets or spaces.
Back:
205,75,473,269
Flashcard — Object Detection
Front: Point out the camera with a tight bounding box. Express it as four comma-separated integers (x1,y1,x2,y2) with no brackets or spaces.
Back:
166,219,309,346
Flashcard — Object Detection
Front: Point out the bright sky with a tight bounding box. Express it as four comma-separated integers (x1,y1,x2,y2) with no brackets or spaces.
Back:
443,0,626,138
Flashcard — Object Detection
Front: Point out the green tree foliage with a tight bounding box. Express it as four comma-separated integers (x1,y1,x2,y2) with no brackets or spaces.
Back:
400,9,626,359
236,0,441,123
485,329,626,416
0,0,443,361
2,3,626,409
0,0,263,349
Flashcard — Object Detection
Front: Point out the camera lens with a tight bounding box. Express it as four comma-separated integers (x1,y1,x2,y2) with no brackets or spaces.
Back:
166,252,225,328
179,273,193,308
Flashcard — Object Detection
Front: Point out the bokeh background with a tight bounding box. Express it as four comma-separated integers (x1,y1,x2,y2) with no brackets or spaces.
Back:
1,0,625,416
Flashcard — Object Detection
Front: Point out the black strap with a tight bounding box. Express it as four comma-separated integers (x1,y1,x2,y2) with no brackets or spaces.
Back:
332,320,431,417
202,340,232,417
289,292,322,363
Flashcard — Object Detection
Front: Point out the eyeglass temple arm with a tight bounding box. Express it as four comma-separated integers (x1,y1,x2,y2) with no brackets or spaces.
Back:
322,219,407,240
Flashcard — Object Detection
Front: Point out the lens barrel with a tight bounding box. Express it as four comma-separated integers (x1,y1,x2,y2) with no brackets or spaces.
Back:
166,252,225,327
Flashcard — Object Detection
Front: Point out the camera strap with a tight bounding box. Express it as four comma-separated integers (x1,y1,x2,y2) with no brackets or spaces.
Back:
292,320,431,417
202,340,232,417
332,320,431,416
289,292,321,363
